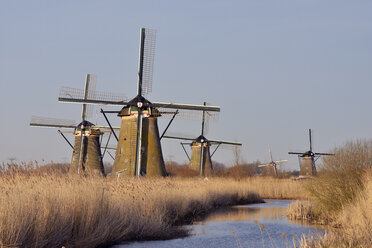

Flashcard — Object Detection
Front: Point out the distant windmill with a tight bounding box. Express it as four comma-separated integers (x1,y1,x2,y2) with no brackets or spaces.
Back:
163,102,242,176
30,74,122,175
288,129,334,176
58,28,220,177
258,148,287,177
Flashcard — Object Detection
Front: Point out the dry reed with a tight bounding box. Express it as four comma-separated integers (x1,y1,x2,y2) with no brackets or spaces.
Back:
288,140,372,247
0,166,305,248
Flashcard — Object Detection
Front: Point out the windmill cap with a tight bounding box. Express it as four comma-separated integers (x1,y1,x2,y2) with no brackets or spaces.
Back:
301,151,314,157
77,120,95,128
128,95,152,106
75,121,101,134
118,95,161,117
195,135,208,143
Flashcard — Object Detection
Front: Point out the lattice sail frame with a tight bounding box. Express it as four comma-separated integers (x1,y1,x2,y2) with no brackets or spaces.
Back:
158,108,219,122
141,29,157,95
84,74,96,119
59,86,128,103
30,116,77,128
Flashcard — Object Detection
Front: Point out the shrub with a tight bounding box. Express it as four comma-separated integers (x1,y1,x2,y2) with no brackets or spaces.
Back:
305,140,372,213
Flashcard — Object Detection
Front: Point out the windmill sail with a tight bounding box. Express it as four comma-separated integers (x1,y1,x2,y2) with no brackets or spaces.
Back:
158,108,219,121
30,116,76,129
138,28,156,95
81,74,97,120
59,94,221,112
134,28,157,175
59,86,128,104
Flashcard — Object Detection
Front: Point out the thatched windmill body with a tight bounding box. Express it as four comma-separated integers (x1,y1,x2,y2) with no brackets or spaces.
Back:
30,74,119,175
288,129,334,176
58,28,220,177
164,102,241,176
258,148,287,177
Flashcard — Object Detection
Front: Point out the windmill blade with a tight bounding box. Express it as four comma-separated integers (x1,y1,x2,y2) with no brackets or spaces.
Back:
204,109,220,135
59,87,128,106
200,102,207,136
31,115,119,132
309,129,313,152
152,102,220,112
81,74,97,120
258,163,271,168
59,95,220,112
94,125,120,131
274,160,288,164
208,139,242,146
162,135,196,142
57,130,75,134
314,152,335,156
269,147,273,162
138,28,156,96
158,108,219,121
30,116,76,129
60,126,119,133
212,143,242,150
288,151,304,155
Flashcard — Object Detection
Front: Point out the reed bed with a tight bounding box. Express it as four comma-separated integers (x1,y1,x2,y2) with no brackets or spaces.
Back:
0,166,305,248
287,140,372,247
295,176,372,248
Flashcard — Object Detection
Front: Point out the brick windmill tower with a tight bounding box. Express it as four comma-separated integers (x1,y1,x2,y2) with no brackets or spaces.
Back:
289,129,334,176
58,28,220,177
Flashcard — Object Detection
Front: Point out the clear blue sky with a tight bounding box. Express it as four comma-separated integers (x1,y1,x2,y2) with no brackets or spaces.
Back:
1,0,371,170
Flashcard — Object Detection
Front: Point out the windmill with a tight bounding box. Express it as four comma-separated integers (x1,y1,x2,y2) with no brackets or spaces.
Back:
163,102,242,176
30,74,121,175
258,148,287,177
288,129,334,176
58,28,220,177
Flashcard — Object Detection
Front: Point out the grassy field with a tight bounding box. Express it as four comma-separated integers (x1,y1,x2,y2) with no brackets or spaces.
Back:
0,165,306,248
288,140,372,248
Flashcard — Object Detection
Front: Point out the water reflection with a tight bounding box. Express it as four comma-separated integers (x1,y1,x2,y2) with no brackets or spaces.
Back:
201,202,288,223
117,200,324,248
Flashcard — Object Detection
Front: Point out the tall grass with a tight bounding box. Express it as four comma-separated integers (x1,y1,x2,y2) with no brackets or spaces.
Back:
287,140,372,247
296,172,372,248
0,165,306,248
306,140,372,213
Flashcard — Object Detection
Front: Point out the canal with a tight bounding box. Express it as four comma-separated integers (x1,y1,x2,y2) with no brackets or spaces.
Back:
117,200,324,247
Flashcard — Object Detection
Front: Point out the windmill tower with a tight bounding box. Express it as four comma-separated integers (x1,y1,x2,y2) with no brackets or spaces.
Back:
58,28,220,177
258,148,287,177
30,74,119,175
163,102,242,176
288,129,334,176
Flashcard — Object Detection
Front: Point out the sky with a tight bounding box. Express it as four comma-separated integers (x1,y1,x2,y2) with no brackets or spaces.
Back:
0,0,371,171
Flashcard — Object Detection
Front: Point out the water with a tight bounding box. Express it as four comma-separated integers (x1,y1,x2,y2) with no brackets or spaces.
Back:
116,200,325,248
